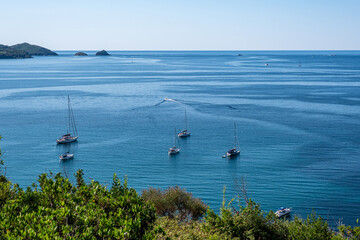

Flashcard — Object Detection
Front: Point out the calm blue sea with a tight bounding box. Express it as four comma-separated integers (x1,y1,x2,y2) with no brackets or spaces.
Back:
0,51,360,225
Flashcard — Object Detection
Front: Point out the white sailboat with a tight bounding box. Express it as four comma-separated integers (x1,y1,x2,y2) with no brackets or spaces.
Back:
226,122,240,158
59,152,74,160
169,128,180,155
178,109,190,138
59,142,74,160
57,95,78,144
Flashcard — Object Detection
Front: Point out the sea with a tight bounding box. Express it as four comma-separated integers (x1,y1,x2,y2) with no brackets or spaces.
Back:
0,51,359,226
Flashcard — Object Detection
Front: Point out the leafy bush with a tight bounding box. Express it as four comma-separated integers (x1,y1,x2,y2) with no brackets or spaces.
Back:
337,220,360,240
142,186,207,221
0,169,157,239
205,198,289,240
287,212,333,240
154,216,226,240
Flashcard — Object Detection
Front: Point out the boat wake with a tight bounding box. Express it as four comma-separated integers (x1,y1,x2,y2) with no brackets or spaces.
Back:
164,97,181,104
154,97,182,106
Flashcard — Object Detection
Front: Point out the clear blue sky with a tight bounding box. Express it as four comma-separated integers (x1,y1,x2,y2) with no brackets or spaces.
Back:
1,0,359,50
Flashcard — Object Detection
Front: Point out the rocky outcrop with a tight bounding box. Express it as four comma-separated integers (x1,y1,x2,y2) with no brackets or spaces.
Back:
75,52,88,56
95,50,110,56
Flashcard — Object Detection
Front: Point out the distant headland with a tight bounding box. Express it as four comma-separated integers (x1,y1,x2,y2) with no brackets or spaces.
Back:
0,43,112,59
0,42,57,59
12,43,58,56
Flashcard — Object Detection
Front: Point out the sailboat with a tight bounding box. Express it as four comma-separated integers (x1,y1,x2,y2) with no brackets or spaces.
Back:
178,109,190,138
168,128,180,155
59,143,74,160
56,95,78,144
226,122,240,158
59,152,74,160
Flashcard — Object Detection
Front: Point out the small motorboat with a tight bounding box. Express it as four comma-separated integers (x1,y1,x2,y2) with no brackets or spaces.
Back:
275,207,291,218
59,152,74,160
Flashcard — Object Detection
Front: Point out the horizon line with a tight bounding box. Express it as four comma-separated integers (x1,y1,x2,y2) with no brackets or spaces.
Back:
54,49,360,51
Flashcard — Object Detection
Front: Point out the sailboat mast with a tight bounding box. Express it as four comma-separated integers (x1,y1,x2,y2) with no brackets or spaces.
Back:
69,99,78,137
72,107,78,136
68,95,70,134
174,128,177,147
185,109,188,130
234,122,237,148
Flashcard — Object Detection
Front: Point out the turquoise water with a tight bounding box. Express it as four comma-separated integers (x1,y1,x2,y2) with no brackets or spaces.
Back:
0,51,360,225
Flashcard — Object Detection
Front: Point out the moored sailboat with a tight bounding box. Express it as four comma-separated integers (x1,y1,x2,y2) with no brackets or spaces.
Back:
59,152,74,160
178,109,190,138
169,128,180,155
57,95,78,144
59,142,74,160
226,122,240,158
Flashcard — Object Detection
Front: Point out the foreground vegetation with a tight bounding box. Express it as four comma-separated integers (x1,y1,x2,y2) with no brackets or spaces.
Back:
1,138,359,239
0,170,157,238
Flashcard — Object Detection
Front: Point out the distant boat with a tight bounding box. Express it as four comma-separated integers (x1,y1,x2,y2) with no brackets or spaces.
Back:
59,152,74,160
178,109,190,138
57,95,78,144
59,140,74,160
275,207,291,218
169,128,180,155
226,122,240,158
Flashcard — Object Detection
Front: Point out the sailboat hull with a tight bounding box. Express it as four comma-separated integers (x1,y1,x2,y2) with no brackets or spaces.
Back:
168,150,180,155
56,136,78,144
226,151,240,158
178,131,190,138
59,153,74,160
168,147,180,155
226,147,240,158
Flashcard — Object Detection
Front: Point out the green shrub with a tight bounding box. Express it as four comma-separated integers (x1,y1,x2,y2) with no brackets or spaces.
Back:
337,219,360,240
0,169,157,239
142,186,207,221
154,216,227,240
205,198,289,240
287,212,333,240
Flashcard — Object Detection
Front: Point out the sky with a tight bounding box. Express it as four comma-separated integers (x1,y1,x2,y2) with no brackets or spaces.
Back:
1,0,359,50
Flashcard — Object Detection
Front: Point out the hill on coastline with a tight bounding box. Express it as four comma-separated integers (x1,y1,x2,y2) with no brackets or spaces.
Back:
11,42,57,56
0,42,57,59
0,44,32,59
